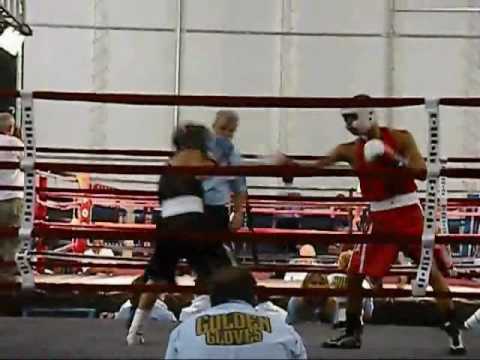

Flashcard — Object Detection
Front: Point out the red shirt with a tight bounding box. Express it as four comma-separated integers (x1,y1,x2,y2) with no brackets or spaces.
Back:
355,127,417,201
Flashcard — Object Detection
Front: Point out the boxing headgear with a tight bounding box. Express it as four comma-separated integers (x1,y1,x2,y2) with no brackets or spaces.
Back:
172,123,211,154
341,108,376,135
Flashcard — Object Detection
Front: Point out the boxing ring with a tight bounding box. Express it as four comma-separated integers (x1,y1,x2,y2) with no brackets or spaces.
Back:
1,91,480,358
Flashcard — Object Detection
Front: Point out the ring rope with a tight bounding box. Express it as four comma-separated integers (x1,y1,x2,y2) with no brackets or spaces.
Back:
2,92,480,297
0,281,478,299
2,223,480,245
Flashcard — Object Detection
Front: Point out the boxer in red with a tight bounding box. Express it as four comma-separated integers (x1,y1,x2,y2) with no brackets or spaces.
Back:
290,95,465,354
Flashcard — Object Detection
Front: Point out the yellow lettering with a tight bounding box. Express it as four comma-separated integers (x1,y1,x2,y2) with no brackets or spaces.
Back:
200,313,271,346
233,330,244,344
222,314,234,330
258,316,272,333
223,331,234,345
208,315,221,332
244,329,251,343
251,330,263,343
233,313,246,329
205,331,217,345
246,314,259,330
196,316,209,336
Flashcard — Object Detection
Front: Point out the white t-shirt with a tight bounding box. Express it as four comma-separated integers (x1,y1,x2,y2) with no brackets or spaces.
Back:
0,134,23,200
283,258,317,282
83,248,114,257
165,301,306,360
82,248,115,272
179,295,211,322
180,298,288,324
115,299,177,323
255,301,288,323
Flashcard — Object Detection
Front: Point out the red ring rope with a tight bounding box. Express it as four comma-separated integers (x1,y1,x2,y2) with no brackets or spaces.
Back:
13,258,480,280
2,160,480,180
0,90,426,108
1,223,480,245
0,281,478,299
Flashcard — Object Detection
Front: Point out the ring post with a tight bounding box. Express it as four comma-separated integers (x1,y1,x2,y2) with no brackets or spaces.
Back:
412,98,440,296
15,91,36,290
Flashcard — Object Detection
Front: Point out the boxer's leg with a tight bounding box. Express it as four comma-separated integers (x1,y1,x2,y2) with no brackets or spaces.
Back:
430,261,466,355
127,241,177,345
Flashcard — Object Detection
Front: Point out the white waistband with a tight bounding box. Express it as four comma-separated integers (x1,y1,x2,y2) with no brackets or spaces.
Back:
370,192,419,212
161,195,204,218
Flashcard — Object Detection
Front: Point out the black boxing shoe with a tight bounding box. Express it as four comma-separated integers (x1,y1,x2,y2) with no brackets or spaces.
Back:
333,320,347,329
322,330,362,349
443,321,467,355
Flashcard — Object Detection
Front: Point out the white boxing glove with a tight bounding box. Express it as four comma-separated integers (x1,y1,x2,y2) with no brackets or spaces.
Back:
264,151,288,165
363,139,385,162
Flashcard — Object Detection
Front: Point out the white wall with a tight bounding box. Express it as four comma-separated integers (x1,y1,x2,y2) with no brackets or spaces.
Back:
22,0,480,190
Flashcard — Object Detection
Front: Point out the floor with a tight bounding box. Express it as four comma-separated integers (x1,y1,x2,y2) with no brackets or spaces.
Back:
0,317,478,359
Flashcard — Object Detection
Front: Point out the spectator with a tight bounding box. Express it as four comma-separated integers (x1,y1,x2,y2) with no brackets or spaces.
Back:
0,113,24,283
180,295,288,323
82,239,115,275
165,268,306,359
255,295,288,323
286,272,330,324
286,253,374,327
116,298,177,324
465,308,480,334
327,251,374,327
284,244,317,282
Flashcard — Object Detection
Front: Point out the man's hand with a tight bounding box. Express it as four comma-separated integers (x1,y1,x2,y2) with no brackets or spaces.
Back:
229,211,244,231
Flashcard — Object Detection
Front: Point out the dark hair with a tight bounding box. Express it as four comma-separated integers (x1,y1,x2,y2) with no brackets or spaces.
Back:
209,268,257,306
172,123,211,154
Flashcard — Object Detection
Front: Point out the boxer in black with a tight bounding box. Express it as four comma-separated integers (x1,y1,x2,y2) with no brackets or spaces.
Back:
126,123,232,345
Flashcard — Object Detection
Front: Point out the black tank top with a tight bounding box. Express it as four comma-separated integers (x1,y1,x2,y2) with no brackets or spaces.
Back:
158,174,204,201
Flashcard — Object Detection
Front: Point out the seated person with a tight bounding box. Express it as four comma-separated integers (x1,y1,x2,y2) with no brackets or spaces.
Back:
82,239,115,275
465,308,480,334
286,252,374,327
180,292,287,323
165,268,306,359
286,272,329,324
284,244,317,282
179,293,211,322
254,293,288,322
328,251,374,327
116,297,177,324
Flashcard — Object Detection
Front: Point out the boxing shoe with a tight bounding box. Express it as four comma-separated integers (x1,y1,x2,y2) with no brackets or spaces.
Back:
443,321,466,355
332,320,347,329
322,329,362,349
